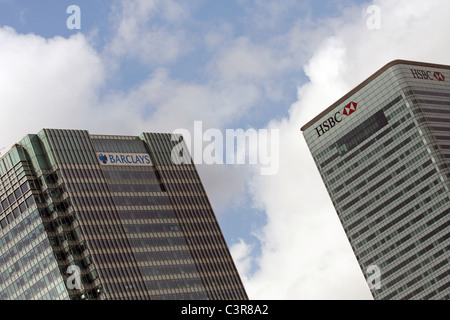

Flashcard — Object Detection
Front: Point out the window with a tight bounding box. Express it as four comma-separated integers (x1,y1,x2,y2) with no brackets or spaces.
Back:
8,193,15,205
335,110,388,156
12,208,20,218
14,188,22,199
25,196,35,208
2,199,9,210
19,202,27,213
20,182,30,193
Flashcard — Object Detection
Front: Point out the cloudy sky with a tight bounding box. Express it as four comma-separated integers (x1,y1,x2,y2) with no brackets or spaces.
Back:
1,0,449,300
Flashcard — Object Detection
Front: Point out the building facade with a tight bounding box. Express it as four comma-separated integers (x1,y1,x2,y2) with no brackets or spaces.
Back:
301,60,450,299
0,129,248,300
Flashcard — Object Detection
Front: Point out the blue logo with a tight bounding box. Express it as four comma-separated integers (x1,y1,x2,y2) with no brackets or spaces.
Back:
98,154,108,164
97,152,152,166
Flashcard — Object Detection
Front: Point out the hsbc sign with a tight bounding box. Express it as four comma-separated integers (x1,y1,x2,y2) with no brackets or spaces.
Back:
410,69,445,82
315,102,358,138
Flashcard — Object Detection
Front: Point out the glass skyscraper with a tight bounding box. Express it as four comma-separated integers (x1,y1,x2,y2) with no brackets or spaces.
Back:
0,129,247,300
301,60,450,299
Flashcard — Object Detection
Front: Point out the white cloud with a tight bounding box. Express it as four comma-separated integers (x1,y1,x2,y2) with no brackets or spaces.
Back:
212,36,296,85
106,0,191,65
238,0,450,300
0,26,104,150
230,238,254,283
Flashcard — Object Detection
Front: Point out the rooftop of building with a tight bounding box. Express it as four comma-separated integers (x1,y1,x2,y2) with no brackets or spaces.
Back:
300,59,450,132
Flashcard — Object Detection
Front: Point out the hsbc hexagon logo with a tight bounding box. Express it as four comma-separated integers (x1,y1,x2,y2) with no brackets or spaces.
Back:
434,72,445,82
343,102,357,116
315,102,358,137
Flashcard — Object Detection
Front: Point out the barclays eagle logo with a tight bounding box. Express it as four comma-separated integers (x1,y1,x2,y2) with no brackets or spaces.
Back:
98,154,108,164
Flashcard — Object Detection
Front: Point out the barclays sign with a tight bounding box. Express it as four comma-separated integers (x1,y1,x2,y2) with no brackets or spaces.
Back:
97,152,152,166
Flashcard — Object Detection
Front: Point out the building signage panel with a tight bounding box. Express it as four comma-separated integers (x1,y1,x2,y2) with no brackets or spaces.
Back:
97,152,152,166
410,69,445,82
315,102,358,138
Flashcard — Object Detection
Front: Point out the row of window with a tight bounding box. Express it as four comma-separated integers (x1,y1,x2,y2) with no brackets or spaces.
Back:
407,89,450,99
334,127,419,198
379,258,448,300
1,240,49,287
66,182,110,194
62,168,103,180
134,250,193,262
103,169,158,181
329,120,416,190
0,243,60,300
358,196,448,260
118,209,177,220
431,126,450,132
100,281,148,299
382,236,449,293
344,156,432,215
109,183,163,193
17,280,67,300
0,222,47,280
145,278,204,291
357,186,447,261
424,116,450,124
349,175,439,238
340,144,427,214
0,195,36,231
332,125,423,203
123,222,184,234
0,209,40,250
0,181,29,213
139,263,200,277
67,181,166,195
95,264,151,296
92,138,148,154
151,291,208,300
340,148,429,217
417,97,450,107
386,103,408,121
128,236,188,248
376,229,449,299
365,203,449,270
150,288,244,300
399,270,449,300
422,107,450,116
113,195,172,207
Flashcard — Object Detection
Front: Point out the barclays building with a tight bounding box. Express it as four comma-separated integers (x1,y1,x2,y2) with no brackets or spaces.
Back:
0,129,247,300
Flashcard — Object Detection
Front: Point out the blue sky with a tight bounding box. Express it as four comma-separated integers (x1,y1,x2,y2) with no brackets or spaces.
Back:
1,0,449,300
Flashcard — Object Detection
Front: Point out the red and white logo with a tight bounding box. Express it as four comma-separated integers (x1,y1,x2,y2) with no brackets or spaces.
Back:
411,69,445,82
434,72,445,81
343,102,357,116
314,101,358,137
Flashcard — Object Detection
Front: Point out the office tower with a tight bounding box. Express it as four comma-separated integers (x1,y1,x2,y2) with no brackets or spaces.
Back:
301,60,450,299
0,129,248,300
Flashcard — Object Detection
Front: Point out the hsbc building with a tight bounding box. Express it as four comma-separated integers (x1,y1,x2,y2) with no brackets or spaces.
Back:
301,60,450,300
